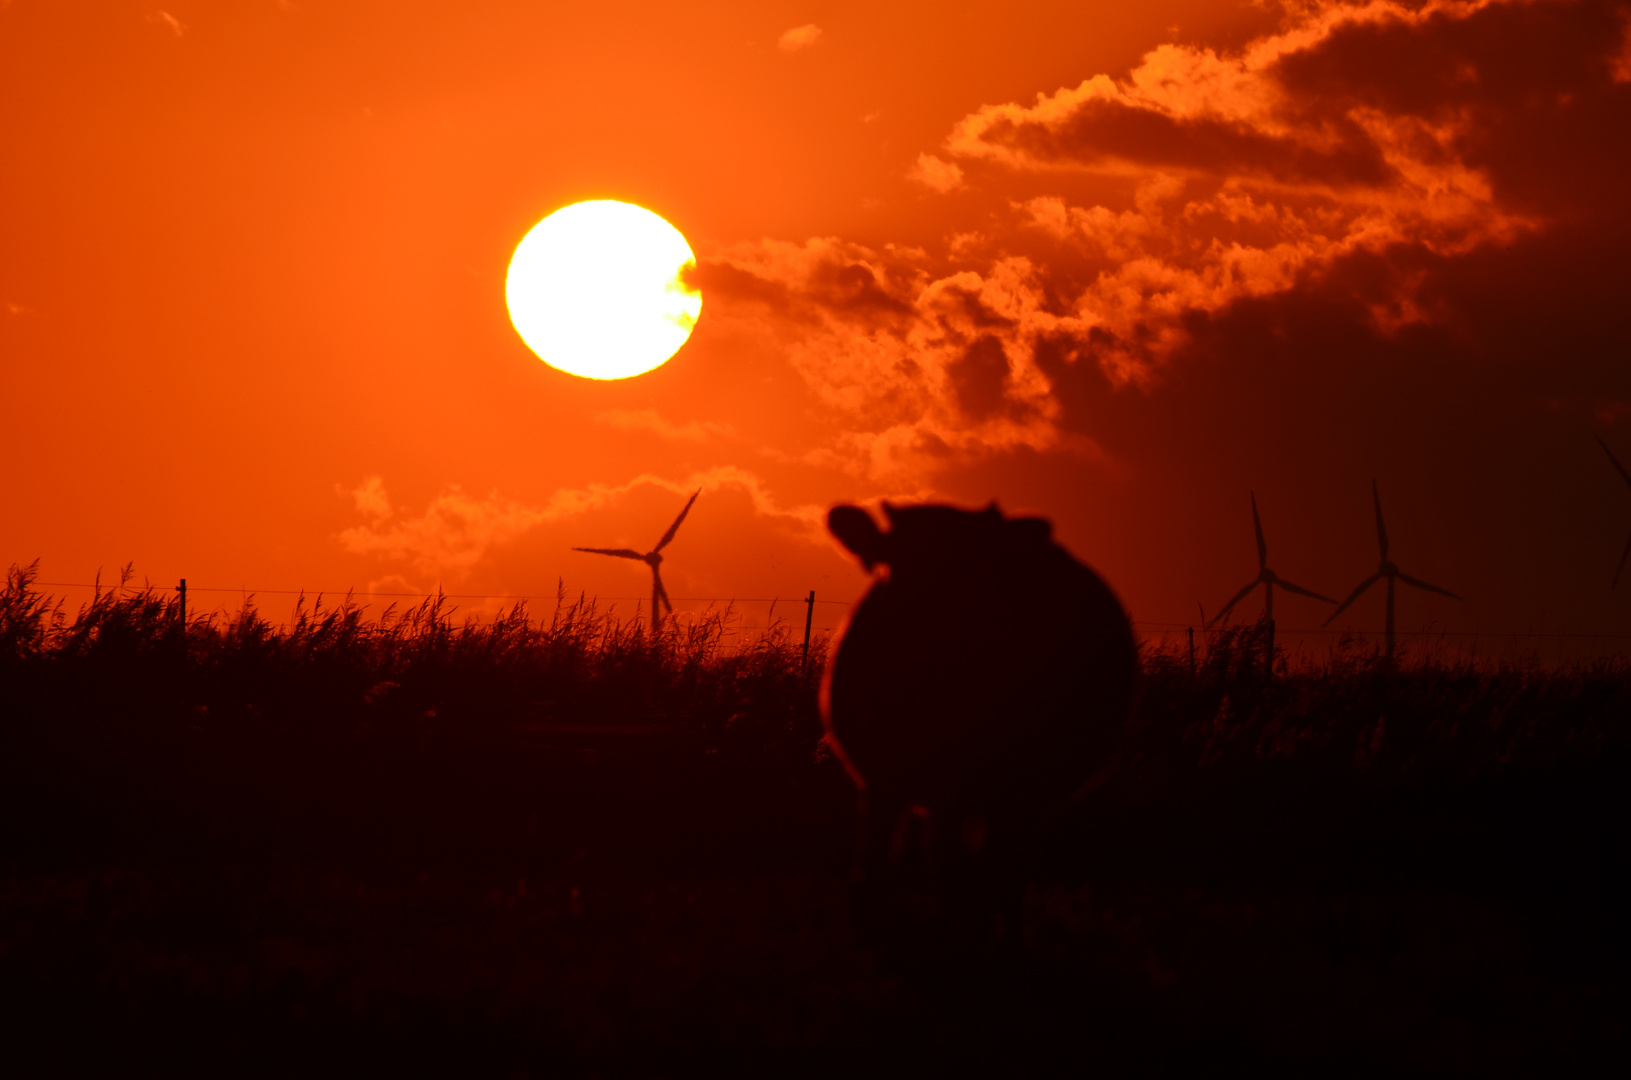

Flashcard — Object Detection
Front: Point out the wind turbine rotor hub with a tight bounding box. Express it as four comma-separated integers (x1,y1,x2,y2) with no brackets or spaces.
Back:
648,552,663,566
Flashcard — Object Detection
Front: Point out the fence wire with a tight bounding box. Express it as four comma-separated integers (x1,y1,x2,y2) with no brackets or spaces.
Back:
17,577,1631,647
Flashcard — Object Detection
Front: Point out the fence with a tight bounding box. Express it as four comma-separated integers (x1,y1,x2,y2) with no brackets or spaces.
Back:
18,576,1631,663
22,577,853,654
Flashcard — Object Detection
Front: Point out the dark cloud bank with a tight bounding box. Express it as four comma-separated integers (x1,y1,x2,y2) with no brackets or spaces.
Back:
697,0,1631,648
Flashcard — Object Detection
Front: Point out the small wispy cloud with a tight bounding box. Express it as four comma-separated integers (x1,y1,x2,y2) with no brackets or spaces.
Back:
596,409,736,443
337,468,826,578
146,10,186,37
907,153,964,194
349,475,392,519
778,24,822,52
338,479,551,577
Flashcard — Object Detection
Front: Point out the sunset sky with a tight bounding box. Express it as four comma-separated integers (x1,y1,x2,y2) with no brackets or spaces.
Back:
4,0,1630,653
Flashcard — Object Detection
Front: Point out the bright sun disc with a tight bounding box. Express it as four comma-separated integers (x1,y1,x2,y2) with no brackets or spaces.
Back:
506,200,701,380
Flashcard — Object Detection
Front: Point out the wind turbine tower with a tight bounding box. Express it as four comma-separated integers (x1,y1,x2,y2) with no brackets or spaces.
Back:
1595,436,1631,588
572,489,700,637
1323,480,1462,659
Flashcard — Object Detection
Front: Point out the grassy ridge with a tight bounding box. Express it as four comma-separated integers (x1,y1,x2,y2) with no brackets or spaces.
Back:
2,563,1628,1075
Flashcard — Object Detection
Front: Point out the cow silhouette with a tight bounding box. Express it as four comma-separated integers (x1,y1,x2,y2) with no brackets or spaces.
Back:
821,501,1138,949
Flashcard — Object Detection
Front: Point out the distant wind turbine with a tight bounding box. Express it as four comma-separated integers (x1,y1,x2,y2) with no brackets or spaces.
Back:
572,489,700,635
1207,492,1335,627
1323,480,1462,658
1596,436,1631,588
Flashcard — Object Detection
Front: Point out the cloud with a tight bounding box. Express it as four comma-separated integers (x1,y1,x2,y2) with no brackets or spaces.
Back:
146,10,185,37
908,153,965,194
698,0,1630,485
337,468,827,578
348,476,392,519
596,408,737,442
698,239,1103,481
935,1,1577,372
778,24,822,52
337,480,551,577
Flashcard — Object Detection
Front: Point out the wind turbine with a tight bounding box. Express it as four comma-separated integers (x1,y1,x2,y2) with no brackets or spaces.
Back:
572,489,700,635
1323,481,1462,658
1207,492,1335,627
1596,436,1631,588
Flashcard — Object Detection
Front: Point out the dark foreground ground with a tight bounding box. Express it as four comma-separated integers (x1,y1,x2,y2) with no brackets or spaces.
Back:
1,577,1628,1076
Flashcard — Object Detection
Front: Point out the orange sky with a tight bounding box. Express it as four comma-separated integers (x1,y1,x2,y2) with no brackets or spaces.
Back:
4,0,1631,655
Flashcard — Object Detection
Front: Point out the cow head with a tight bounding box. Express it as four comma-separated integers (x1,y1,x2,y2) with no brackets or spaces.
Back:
827,502,1055,575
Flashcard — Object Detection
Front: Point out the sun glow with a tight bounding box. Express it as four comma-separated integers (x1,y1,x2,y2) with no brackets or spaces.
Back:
506,201,701,380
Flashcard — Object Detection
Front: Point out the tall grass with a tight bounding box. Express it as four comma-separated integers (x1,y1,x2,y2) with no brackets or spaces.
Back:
6,560,1629,785
1131,621,1631,790
0,560,828,761
4,564,1627,1074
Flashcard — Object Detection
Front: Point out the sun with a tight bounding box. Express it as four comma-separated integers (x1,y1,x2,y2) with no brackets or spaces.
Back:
506,201,702,380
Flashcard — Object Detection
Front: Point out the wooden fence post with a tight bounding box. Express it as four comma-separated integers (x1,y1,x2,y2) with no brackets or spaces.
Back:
802,590,815,668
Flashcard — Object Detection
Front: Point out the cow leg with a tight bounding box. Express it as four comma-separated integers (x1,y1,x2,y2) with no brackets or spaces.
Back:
846,788,894,945
850,788,945,961
939,804,1029,952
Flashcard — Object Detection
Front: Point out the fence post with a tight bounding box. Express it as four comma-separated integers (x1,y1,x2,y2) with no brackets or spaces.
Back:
178,578,187,632
802,590,815,668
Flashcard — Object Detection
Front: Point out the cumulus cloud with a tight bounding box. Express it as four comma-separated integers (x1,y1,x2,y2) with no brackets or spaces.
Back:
698,239,1102,481
778,24,822,52
936,0,1569,374
337,468,826,577
702,0,1628,480
337,480,553,577
908,153,965,194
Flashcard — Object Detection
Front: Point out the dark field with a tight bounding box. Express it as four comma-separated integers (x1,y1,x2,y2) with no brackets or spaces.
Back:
2,565,1628,1077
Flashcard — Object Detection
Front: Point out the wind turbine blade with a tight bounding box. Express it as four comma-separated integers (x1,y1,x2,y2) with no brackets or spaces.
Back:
1597,436,1631,492
572,547,646,560
1323,572,1382,627
653,489,701,553
1250,492,1267,571
653,569,673,614
1372,480,1389,562
1275,579,1337,604
1395,571,1462,601
1614,530,1631,589
1206,580,1260,628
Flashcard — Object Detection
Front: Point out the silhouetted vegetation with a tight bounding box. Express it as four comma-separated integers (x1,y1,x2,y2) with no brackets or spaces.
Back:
2,563,1627,1076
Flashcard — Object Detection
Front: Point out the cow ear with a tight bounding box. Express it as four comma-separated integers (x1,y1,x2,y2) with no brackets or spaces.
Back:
829,505,887,569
